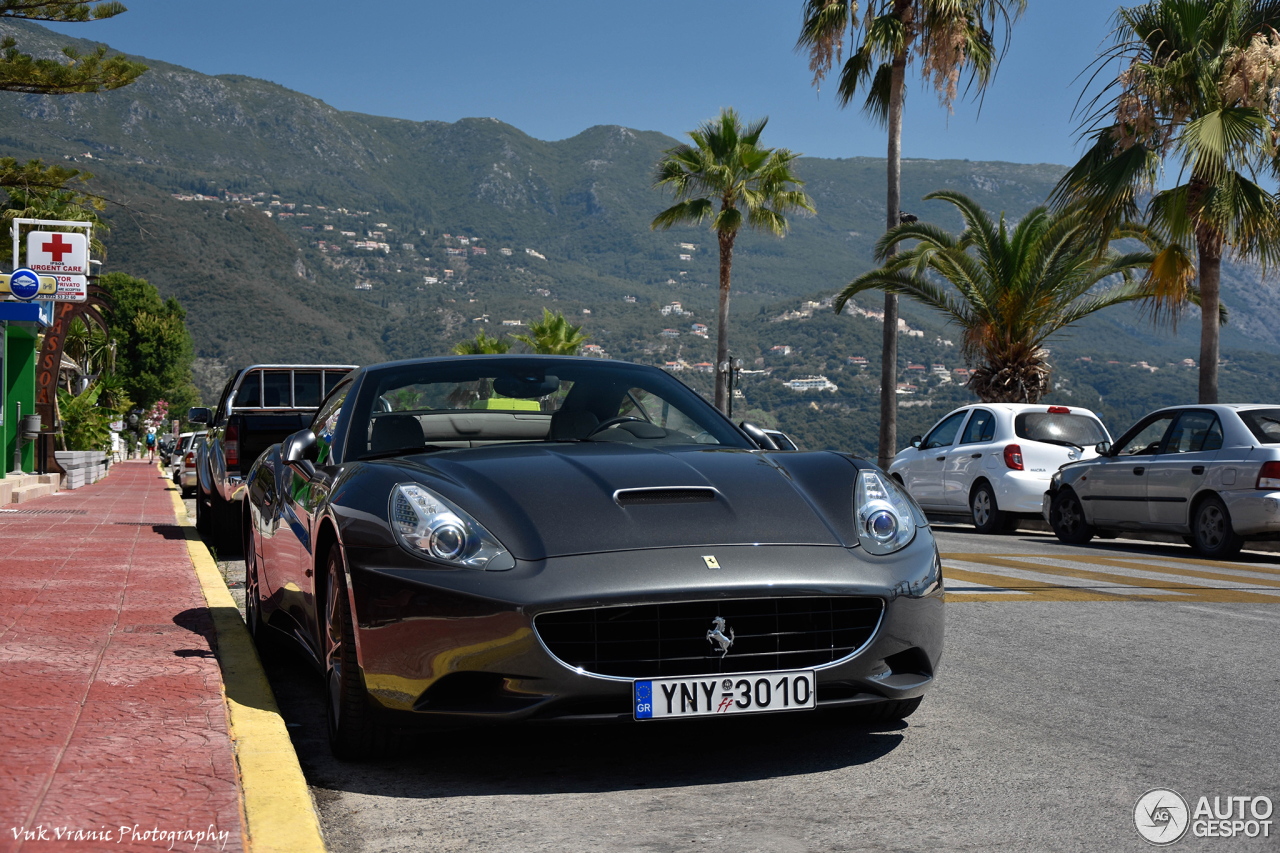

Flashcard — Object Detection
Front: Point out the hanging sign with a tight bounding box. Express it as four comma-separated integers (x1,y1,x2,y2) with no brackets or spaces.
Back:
27,231,89,276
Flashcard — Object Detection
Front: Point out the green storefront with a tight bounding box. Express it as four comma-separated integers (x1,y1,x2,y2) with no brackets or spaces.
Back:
0,303,47,477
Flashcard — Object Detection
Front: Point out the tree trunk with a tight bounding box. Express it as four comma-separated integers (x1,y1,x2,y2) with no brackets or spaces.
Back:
877,51,908,471
1197,241,1222,404
714,229,735,413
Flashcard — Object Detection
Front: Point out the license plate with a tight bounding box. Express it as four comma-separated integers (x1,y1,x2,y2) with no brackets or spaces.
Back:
633,669,816,719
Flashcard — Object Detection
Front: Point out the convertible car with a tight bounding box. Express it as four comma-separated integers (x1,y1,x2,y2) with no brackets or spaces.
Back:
242,356,944,758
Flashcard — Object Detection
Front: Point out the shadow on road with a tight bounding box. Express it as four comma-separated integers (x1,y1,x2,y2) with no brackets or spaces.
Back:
260,644,909,799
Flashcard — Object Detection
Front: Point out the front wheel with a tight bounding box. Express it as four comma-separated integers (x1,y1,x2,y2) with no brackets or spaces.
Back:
969,482,1006,534
1049,489,1095,545
323,547,387,760
1192,495,1243,560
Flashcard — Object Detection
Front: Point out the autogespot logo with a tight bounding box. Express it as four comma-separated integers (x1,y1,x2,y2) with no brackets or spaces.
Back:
1135,789,1190,845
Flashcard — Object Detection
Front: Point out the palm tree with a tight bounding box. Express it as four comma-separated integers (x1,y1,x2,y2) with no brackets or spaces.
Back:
835,190,1189,402
652,109,815,413
511,309,589,355
798,0,1027,466
452,329,511,355
1053,0,1280,403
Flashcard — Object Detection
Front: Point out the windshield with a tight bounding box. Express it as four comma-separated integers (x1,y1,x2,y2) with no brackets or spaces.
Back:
347,358,751,460
1239,409,1280,444
1014,412,1108,447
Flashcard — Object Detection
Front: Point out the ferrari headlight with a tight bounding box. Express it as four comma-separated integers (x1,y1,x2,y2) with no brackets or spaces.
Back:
854,470,917,555
390,483,515,570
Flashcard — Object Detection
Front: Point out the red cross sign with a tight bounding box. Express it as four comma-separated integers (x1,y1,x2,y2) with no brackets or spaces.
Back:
26,230,88,275
42,233,74,262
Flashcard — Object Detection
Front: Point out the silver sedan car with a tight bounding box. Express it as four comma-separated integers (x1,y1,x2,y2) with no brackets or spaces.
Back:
1045,404,1280,558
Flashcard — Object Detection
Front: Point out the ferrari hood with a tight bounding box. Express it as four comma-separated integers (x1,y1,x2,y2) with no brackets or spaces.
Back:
389,443,850,560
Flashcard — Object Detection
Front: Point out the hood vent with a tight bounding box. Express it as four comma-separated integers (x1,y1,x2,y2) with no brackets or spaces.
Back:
613,487,718,507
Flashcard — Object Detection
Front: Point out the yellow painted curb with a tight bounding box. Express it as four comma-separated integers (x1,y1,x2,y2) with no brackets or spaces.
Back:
164,471,327,853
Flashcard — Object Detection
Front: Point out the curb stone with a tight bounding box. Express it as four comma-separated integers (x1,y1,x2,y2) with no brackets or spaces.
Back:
164,471,328,853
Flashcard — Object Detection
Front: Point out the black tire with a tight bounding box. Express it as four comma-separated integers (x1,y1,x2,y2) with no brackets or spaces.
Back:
969,482,1006,534
210,492,241,557
845,696,923,724
323,547,387,760
1191,495,1244,560
244,521,269,646
1049,488,1095,544
195,487,211,538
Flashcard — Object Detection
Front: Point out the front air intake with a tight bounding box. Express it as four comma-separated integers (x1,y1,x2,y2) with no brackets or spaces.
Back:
613,487,717,506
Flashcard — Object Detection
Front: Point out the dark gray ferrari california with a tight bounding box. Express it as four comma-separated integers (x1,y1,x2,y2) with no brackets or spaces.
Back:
241,356,944,758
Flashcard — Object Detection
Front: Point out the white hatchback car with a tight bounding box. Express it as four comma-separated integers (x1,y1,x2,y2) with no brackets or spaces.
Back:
888,404,1112,532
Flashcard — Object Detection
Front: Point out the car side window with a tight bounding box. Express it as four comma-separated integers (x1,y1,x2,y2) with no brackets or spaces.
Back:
312,381,351,466
1165,411,1223,454
923,411,968,450
959,409,996,445
1117,415,1176,456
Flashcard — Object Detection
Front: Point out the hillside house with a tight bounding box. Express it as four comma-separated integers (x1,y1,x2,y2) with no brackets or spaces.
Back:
525,248,547,260
847,356,868,365
535,289,551,297
624,296,636,303
502,320,522,326
679,242,697,250
895,383,918,395
785,376,837,392
471,247,487,255
770,345,792,356
500,248,513,256
693,362,713,373
424,276,439,285
679,254,692,261
582,309,591,315
661,329,680,338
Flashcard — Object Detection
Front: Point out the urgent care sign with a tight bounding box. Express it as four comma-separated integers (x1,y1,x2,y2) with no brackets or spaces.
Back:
27,231,88,275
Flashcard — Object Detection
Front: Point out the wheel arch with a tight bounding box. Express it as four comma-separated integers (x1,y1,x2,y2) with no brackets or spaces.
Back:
969,476,994,504
1187,488,1224,529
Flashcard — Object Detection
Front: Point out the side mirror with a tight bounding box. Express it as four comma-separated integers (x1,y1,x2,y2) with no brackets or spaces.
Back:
738,421,779,450
909,435,923,449
282,429,319,480
188,407,212,425
1094,441,1112,456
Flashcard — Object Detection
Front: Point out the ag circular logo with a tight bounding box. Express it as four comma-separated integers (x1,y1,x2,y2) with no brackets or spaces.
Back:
8,267,41,300
1135,788,1190,845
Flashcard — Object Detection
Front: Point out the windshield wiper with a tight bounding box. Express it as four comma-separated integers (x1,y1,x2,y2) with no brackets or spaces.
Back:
1037,438,1084,451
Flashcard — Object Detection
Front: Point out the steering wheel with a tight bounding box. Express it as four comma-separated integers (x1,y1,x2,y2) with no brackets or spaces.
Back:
587,416,648,437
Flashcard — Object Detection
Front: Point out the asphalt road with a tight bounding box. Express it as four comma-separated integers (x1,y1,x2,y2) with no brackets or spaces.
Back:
185,494,1280,851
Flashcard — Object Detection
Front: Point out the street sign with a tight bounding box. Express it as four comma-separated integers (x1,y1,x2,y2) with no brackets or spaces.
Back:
27,231,88,276
0,269,57,300
51,274,87,303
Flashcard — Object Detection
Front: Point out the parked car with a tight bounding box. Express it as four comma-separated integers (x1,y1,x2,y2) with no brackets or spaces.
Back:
889,403,1112,533
190,364,356,554
1046,404,1280,558
170,431,206,497
243,355,943,758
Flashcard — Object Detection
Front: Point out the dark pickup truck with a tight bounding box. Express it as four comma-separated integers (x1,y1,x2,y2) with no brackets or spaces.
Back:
189,363,355,554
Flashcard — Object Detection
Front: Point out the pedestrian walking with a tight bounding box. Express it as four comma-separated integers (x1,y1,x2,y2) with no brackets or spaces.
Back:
146,429,156,462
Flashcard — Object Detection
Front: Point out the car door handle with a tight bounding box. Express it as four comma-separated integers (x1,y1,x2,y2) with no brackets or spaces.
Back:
937,456,946,462
1192,466,1205,475
971,453,983,458
1132,467,1145,475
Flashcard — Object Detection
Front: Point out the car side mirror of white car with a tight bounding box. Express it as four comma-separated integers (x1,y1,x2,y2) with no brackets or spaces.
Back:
909,435,923,449
1094,441,1112,456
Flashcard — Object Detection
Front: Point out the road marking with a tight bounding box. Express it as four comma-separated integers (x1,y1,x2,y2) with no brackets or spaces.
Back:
165,471,327,853
941,551,1280,604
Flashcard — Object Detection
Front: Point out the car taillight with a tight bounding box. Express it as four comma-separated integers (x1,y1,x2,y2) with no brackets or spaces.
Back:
225,422,239,467
1257,461,1280,489
185,451,195,466
1047,406,1070,414
1003,444,1024,470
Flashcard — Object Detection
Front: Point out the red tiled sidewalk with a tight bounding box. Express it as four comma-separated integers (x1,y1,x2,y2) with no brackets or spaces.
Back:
0,461,243,852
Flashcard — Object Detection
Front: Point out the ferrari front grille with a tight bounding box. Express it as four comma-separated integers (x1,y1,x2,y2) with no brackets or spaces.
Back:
534,596,883,678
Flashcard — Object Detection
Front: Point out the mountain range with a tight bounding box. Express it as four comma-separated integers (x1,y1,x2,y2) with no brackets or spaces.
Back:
4,18,1280,455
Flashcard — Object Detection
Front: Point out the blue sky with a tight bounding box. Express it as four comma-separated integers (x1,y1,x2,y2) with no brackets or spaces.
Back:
47,0,1127,167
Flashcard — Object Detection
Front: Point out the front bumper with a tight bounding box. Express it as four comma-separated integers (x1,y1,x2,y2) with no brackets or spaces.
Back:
343,538,944,724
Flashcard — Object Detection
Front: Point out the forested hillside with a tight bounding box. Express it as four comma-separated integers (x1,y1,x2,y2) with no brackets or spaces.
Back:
5,18,1280,456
